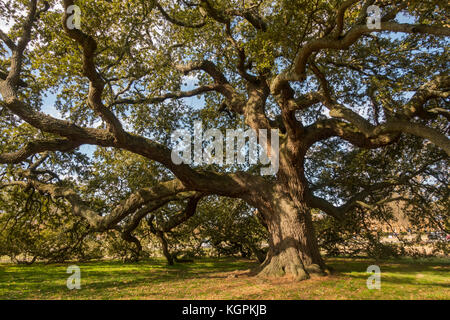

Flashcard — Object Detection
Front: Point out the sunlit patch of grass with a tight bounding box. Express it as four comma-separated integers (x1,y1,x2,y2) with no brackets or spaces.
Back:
0,257,448,300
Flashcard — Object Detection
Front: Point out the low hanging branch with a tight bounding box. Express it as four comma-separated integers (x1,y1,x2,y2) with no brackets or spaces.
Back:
146,194,203,265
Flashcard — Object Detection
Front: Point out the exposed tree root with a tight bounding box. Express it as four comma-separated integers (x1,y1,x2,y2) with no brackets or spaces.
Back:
256,248,328,281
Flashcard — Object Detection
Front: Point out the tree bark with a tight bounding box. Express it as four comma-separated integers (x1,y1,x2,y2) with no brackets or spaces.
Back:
155,230,174,265
121,232,142,263
254,190,327,280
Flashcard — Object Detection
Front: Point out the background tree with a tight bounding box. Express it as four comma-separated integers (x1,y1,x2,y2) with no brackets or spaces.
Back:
0,0,448,280
0,176,102,263
164,197,268,264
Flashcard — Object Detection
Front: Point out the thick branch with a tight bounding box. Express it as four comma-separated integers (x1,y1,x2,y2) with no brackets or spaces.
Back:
0,139,82,164
271,21,450,94
62,0,125,140
158,194,202,232
304,118,399,150
4,175,189,232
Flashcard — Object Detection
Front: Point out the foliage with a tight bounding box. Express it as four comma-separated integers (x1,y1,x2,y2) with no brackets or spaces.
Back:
168,197,268,261
0,185,102,263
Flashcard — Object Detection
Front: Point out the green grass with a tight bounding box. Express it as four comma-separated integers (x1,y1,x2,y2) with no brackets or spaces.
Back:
0,257,448,300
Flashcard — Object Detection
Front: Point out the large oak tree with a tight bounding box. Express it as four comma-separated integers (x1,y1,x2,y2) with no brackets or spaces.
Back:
0,0,448,279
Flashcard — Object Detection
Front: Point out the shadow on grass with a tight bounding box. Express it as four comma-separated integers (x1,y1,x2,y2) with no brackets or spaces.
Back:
0,257,258,299
1,257,448,299
326,257,450,289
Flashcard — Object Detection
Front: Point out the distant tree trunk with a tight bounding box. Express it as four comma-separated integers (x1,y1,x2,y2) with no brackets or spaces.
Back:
121,232,142,263
146,197,201,265
248,244,267,263
155,230,174,265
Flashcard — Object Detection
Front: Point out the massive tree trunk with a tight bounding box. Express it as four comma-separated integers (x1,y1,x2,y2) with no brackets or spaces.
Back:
256,192,327,280
260,195,326,280
246,129,329,280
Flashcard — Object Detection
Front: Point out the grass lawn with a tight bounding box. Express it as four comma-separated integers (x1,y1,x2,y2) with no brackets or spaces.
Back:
0,257,448,300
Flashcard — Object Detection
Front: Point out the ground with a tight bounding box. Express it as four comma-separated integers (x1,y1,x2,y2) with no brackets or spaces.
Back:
0,257,449,299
